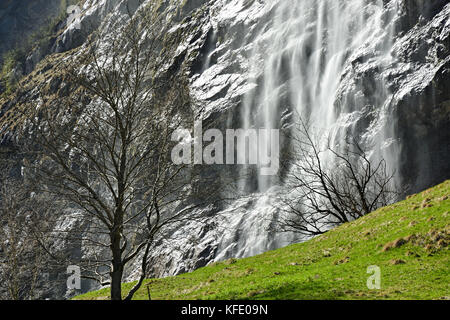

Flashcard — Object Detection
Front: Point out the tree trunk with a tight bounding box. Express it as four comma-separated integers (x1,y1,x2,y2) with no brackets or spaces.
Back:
110,263,123,300
110,229,123,301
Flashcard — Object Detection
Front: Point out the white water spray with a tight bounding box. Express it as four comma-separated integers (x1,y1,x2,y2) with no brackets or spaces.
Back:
215,0,400,259
242,0,399,191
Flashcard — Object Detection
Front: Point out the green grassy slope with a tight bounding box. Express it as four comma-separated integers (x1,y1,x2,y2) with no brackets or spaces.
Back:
76,181,450,300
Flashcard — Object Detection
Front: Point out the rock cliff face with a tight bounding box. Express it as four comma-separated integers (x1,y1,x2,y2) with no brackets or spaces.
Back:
0,0,64,61
0,0,449,299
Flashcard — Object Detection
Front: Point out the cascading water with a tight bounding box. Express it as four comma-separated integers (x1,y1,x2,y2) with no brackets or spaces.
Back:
3,0,447,299
243,0,399,189
214,0,400,260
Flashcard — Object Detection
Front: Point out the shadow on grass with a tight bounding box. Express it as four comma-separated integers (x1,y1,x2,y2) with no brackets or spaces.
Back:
245,281,341,300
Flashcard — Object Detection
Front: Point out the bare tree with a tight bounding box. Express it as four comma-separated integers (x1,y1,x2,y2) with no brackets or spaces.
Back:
277,118,397,236
0,162,50,300
23,4,217,300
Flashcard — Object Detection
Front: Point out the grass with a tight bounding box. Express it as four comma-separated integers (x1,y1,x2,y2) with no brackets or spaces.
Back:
75,180,450,300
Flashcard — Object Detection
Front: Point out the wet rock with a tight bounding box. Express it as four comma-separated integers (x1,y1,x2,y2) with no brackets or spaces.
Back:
1,0,449,299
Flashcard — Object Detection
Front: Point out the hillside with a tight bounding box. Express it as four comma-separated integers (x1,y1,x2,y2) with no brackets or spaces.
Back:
76,180,450,300
0,0,449,300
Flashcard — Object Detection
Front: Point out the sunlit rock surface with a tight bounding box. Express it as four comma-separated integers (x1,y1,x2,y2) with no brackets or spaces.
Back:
0,0,449,298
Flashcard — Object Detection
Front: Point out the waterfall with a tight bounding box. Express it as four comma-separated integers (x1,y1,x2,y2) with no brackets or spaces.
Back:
215,0,400,260
242,0,399,191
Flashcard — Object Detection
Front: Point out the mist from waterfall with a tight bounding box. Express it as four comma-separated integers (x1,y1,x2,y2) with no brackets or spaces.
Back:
215,0,400,260
242,0,399,191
